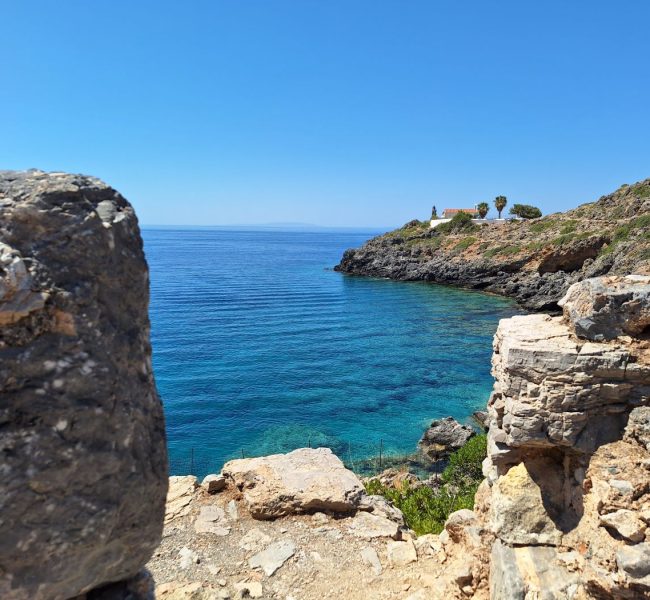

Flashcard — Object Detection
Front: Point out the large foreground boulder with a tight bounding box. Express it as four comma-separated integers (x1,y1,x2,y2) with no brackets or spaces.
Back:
0,171,168,599
222,447,365,519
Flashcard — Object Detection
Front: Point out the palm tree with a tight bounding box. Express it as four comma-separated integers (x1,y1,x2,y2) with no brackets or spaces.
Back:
477,202,489,219
494,196,507,219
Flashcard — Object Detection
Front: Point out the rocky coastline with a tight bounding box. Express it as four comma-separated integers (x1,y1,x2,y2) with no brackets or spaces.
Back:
1,171,649,599
335,179,650,311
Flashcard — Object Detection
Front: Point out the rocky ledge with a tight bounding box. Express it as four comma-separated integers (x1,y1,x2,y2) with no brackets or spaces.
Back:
149,448,485,600
335,180,650,311
153,275,650,599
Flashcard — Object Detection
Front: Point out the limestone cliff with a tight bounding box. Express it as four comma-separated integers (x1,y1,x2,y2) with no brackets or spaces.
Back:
463,275,650,599
0,170,168,599
335,180,650,311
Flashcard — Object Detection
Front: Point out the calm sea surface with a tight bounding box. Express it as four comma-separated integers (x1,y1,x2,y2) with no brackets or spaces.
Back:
143,228,521,475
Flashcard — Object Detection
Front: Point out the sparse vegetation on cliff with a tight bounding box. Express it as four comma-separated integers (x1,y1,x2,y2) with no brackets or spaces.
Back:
336,178,650,310
365,434,487,535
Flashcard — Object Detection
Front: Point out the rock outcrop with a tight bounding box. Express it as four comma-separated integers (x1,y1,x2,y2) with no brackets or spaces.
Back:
559,274,650,341
469,275,650,598
418,417,475,461
222,447,366,519
0,170,167,599
336,179,650,311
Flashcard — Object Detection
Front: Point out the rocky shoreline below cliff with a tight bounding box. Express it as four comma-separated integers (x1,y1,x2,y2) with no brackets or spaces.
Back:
335,179,650,311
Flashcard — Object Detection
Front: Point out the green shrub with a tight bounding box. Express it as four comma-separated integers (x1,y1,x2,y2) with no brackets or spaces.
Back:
454,236,477,251
441,434,487,486
633,214,650,228
552,233,576,246
365,434,487,535
499,245,522,256
632,183,650,198
437,212,477,234
483,245,521,257
509,204,542,219
526,241,546,251
559,220,577,234
529,219,556,233
599,215,650,255
483,246,502,258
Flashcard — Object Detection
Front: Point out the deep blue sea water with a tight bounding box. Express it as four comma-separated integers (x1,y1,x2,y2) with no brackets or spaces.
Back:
143,228,521,476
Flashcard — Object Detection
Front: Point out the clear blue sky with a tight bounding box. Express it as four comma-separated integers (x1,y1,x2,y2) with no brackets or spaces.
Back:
2,1,649,227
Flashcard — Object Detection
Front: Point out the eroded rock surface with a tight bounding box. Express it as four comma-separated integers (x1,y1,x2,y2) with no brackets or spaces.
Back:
222,447,365,519
475,276,650,598
0,170,167,600
559,274,650,340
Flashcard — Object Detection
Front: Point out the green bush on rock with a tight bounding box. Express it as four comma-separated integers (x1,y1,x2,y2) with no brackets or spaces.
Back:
365,433,487,535
436,212,477,234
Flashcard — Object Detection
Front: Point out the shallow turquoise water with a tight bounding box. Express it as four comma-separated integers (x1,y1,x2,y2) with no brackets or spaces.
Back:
143,228,521,476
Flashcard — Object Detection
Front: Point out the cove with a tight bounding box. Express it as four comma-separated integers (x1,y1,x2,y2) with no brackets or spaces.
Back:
143,228,522,476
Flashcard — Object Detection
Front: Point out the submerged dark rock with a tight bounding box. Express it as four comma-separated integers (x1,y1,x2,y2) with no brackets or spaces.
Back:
0,170,168,599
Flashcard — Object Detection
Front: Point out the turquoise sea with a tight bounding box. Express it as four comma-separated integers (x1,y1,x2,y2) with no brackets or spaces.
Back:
143,228,521,476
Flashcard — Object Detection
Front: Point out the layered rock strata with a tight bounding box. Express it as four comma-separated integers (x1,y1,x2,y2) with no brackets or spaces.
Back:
479,275,650,598
0,170,167,599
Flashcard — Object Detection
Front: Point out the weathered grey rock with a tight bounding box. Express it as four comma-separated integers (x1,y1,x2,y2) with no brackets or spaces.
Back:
490,540,578,600
222,448,365,519
472,410,489,430
239,528,272,552
487,313,647,456
226,499,239,521
194,505,231,536
364,468,419,489
178,547,199,570
387,539,417,566
202,473,227,494
0,171,167,600
616,543,650,579
358,494,405,526
418,417,475,460
248,540,296,576
625,406,650,452
559,275,650,341
360,546,383,575
599,509,646,543
165,476,198,524
347,510,401,540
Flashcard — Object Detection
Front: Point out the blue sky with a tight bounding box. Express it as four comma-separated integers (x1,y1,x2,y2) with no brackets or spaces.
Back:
2,1,649,228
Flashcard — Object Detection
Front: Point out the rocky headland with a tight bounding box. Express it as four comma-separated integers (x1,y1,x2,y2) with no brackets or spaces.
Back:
335,180,650,311
1,170,649,600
